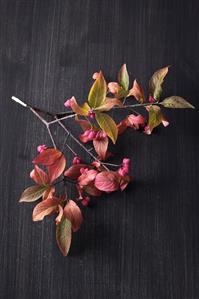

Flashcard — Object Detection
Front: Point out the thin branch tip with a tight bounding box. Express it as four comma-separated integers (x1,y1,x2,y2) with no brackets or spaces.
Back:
11,96,27,107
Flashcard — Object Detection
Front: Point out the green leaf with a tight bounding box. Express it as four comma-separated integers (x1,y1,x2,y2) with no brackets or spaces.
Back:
88,71,107,108
147,105,168,133
19,185,48,202
160,96,195,109
95,112,118,144
56,217,72,256
149,66,169,99
118,64,129,91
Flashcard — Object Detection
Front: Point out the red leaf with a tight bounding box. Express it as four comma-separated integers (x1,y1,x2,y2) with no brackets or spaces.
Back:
48,154,66,183
93,136,108,160
64,200,83,232
30,165,49,185
33,148,62,166
64,164,90,180
32,197,60,221
83,183,102,196
94,171,120,192
78,169,98,186
43,186,55,200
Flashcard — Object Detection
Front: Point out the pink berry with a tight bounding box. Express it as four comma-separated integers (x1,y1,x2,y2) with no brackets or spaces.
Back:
122,158,130,165
81,196,90,206
37,144,47,153
148,96,155,103
88,109,95,119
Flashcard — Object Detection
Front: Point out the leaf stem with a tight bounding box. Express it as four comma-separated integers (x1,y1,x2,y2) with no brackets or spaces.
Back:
54,117,110,171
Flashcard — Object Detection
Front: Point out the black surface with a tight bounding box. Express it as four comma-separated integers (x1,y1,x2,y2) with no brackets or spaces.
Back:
0,1,199,298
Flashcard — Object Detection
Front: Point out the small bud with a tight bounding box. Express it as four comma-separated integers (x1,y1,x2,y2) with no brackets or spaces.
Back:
88,109,95,119
81,196,90,206
88,130,96,140
80,167,89,174
92,72,100,80
37,144,47,153
64,96,75,108
72,156,81,164
148,96,155,103
108,82,120,94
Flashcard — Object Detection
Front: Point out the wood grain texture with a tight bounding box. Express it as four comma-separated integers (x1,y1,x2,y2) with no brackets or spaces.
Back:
0,0,199,298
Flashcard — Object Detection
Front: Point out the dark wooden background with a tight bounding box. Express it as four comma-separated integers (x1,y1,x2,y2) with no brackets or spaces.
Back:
0,0,199,298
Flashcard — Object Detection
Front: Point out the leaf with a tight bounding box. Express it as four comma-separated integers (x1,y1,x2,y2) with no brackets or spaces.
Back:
118,64,129,91
55,205,64,224
32,197,60,221
33,148,62,166
83,183,102,196
88,71,107,108
94,171,120,192
78,169,98,186
30,165,49,185
48,154,66,183
64,164,90,180
64,200,83,232
149,66,169,99
129,79,145,103
56,216,72,256
93,136,108,160
70,97,90,116
160,96,195,109
95,112,118,144
19,185,48,202
94,98,123,112
75,117,92,131
147,105,168,134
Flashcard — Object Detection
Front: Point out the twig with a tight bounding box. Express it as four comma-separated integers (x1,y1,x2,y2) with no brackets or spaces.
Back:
12,97,57,148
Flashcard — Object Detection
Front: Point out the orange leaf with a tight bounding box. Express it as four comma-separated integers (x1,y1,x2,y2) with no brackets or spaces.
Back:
129,79,145,103
30,165,49,185
64,200,83,232
33,148,62,166
48,154,66,183
32,197,60,221
94,97,123,112
70,97,90,116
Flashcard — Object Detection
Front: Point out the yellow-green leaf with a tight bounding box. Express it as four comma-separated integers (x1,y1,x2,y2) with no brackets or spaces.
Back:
147,105,168,134
118,64,129,91
19,185,48,202
88,71,107,108
56,216,72,256
95,112,118,144
160,96,195,109
149,66,169,100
